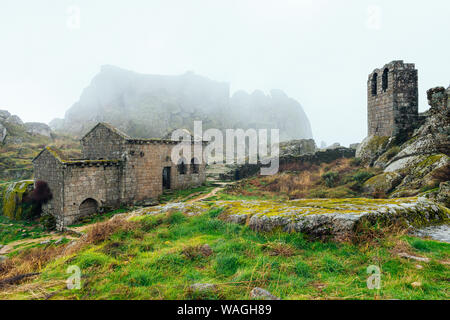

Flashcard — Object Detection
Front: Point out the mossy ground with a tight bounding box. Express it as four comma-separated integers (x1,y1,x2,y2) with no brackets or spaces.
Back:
1,209,448,300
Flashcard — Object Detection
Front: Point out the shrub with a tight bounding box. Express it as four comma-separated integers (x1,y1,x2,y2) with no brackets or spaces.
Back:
322,172,339,188
352,171,375,184
350,158,362,166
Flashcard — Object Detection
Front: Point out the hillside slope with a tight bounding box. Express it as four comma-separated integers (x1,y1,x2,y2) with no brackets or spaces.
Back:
0,110,80,181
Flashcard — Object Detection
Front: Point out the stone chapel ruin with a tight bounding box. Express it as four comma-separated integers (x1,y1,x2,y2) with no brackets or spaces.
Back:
33,123,206,230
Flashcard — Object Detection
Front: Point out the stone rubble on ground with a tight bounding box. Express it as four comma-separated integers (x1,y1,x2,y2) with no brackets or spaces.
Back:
189,283,217,292
397,253,430,263
250,288,280,300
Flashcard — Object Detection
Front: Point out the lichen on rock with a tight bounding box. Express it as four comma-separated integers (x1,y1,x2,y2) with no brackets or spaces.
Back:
363,172,403,196
1,180,34,220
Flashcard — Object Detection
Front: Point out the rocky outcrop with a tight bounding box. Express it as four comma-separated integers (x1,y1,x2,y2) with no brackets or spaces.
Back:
51,65,313,141
357,86,450,198
0,123,7,144
0,180,34,220
277,139,316,157
25,122,52,138
4,115,23,126
134,198,449,240
363,172,403,195
0,110,58,181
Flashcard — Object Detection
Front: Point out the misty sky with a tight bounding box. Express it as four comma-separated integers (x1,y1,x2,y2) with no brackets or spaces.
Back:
1,0,449,146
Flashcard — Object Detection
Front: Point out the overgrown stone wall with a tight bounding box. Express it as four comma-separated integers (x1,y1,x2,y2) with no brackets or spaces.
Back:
33,149,65,220
367,61,418,137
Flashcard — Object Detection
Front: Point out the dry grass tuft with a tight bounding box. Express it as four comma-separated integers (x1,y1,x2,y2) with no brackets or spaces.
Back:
84,216,138,245
262,241,296,257
0,245,66,286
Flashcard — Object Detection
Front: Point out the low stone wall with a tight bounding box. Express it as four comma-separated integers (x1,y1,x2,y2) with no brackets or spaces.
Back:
221,147,355,180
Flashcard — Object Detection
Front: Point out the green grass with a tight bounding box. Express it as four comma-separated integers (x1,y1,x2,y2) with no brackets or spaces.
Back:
5,209,449,300
0,215,48,245
67,208,130,228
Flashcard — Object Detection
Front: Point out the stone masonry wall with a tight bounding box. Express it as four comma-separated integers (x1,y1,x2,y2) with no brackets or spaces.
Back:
33,123,207,229
81,124,127,160
60,163,121,228
367,61,418,137
121,142,206,203
33,149,64,221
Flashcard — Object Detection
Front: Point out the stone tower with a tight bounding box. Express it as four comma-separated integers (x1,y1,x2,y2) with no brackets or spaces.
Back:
367,60,418,136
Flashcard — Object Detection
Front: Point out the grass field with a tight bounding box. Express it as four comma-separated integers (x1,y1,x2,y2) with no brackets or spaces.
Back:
1,208,448,300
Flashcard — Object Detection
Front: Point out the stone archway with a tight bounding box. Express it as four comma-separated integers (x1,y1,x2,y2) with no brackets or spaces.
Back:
79,198,98,218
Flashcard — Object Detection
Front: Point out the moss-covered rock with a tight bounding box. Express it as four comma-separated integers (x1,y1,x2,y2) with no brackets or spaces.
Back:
1,180,34,220
388,154,449,197
132,197,449,240
356,135,390,166
363,172,403,196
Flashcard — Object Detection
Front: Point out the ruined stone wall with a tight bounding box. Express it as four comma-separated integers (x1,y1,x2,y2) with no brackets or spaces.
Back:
33,149,64,221
367,61,418,137
60,162,121,228
81,125,126,160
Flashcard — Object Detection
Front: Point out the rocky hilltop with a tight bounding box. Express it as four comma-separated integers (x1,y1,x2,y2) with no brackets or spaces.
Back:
50,65,313,141
357,86,450,204
0,110,79,180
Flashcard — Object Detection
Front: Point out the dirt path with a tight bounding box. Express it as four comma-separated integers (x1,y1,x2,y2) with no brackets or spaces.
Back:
0,234,77,255
187,182,232,203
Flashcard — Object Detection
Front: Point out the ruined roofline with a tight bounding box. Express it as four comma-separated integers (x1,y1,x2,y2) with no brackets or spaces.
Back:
367,60,416,79
33,146,121,167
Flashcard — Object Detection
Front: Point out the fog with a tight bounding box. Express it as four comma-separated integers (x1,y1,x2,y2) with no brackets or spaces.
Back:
0,0,449,146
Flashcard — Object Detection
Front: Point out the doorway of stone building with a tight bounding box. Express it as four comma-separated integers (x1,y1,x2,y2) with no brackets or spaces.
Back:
79,198,98,218
163,167,171,190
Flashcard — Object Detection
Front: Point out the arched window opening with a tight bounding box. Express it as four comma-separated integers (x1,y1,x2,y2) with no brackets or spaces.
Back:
177,158,187,175
371,73,378,96
382,68,389,92
191,158,200,174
